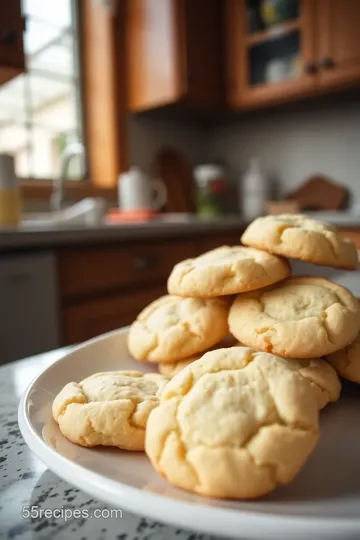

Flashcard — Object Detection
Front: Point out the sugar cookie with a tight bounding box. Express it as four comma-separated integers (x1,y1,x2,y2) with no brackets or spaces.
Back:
158,355,200,378
146,347,319,499
283,358,341,409
229,277,360,358
128,295,229,363
326,331,360,383
241,214,357,270
167,246,290,297
52,371,167,450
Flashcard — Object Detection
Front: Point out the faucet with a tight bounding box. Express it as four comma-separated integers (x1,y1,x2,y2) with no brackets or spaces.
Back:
50,142,85,212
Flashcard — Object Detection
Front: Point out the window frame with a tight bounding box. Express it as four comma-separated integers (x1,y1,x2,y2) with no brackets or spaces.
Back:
20,0,127,199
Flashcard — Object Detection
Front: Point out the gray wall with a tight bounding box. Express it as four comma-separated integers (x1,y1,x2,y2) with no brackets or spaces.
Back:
25,101,360,211
209,100,360,205
128,116,211,174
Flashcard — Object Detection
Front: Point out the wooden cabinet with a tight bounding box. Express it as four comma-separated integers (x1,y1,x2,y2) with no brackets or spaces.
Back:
58,229,245,345
126,0,224,112
317,0,360,90
63,285,166,344
227,0,316,109
227,0,360,110
0,0,25,85
58,239,198,298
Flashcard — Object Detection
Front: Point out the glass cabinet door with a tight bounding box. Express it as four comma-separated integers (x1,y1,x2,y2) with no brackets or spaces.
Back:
244,0,310,88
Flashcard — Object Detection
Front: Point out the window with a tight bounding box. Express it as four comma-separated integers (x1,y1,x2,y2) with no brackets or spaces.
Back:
0,0,84,181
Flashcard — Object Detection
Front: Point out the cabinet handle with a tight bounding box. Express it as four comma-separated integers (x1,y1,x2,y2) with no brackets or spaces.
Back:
132,254,161,271
0,30,18,46
319,57,335,69
304,61,317,75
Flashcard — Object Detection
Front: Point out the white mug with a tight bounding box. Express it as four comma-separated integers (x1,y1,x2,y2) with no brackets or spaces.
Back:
118,167,167,212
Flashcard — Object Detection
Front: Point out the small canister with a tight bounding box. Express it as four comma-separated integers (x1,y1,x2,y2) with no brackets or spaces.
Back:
194,164,228,218
0,154,22,227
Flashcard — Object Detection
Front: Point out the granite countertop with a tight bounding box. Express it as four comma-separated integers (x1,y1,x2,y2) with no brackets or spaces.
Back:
0,216,247,252
0,350,218,540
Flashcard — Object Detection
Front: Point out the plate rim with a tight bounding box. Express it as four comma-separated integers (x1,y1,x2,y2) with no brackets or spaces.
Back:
18,328,360,539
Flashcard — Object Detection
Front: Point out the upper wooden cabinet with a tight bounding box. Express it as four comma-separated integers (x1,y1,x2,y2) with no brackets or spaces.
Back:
126,0,224,112
0,0,25,85
317,0,360,89
227,0,316,108
227,0,360,110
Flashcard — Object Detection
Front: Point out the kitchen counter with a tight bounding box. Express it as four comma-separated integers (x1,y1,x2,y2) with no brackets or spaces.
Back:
0,350,215,540
2,212,360,253
0,215,247,252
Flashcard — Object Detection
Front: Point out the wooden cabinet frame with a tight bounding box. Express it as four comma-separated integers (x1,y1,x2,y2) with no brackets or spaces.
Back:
227,0,317,109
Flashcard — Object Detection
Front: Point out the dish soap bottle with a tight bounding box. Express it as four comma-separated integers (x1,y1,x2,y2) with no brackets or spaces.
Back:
0,154,22,227
241,157,267,219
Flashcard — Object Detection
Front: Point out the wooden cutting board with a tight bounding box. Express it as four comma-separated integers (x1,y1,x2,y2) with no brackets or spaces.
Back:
152,146,196,213
286,175,348,211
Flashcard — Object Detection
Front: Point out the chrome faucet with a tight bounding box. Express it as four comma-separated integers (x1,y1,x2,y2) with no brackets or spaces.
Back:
50,142,85,212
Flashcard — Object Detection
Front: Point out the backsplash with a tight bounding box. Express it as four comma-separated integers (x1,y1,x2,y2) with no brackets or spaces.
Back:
21,100,360,212
209,100,360,205
128,116,211,174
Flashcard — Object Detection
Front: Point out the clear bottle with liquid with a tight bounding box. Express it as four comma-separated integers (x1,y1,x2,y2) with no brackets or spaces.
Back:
240,157,267,219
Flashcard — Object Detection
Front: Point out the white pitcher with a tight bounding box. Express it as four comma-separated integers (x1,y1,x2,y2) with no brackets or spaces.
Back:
118,167,167,212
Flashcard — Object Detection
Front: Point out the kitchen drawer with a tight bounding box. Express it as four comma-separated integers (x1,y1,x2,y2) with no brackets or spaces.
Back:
58,239,198,298
197,233,242,254
62,285,166,344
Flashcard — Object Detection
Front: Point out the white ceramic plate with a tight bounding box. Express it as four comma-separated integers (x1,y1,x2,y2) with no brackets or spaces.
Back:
19,328,360,540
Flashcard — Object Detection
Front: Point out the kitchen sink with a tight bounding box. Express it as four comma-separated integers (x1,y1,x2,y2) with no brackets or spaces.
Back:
22,198,106,229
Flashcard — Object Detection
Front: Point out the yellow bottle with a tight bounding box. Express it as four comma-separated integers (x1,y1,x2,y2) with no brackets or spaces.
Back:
0,154,22,228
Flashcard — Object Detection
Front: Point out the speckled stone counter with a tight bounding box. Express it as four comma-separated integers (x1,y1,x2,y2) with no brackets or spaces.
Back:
0,351,219,540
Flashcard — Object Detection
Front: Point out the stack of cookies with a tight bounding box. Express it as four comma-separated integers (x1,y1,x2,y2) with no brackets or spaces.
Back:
128,214,360,498
52,213,360,501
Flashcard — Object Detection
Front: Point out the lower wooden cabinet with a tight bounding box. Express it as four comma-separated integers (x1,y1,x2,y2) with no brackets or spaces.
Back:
198,233,242,253
59,229,245,345
62,285,166,345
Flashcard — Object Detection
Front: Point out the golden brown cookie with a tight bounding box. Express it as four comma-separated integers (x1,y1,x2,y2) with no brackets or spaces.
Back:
158,355,200,378
241,214,358,270
283,358,341,409
128,295,229,363
228,276,360,358
146,346,319,499
326,331,360,383
167,245,290,297
52,371,167,450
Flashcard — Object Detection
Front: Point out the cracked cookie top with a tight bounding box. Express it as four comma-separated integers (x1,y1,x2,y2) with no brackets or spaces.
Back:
52,371,167,450
127,295,229,363
229,277,360,358
167,245,290,297
241,214,358,270
326,329,360,383
281,358,341,409
145,346,319,499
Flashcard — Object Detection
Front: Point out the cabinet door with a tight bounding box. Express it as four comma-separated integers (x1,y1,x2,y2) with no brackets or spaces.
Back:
0,0,25,84
126,0,185,111
183,0,224,108
62,285,166,345
227,0,317,109
0,252,60,364
317,0,360,89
